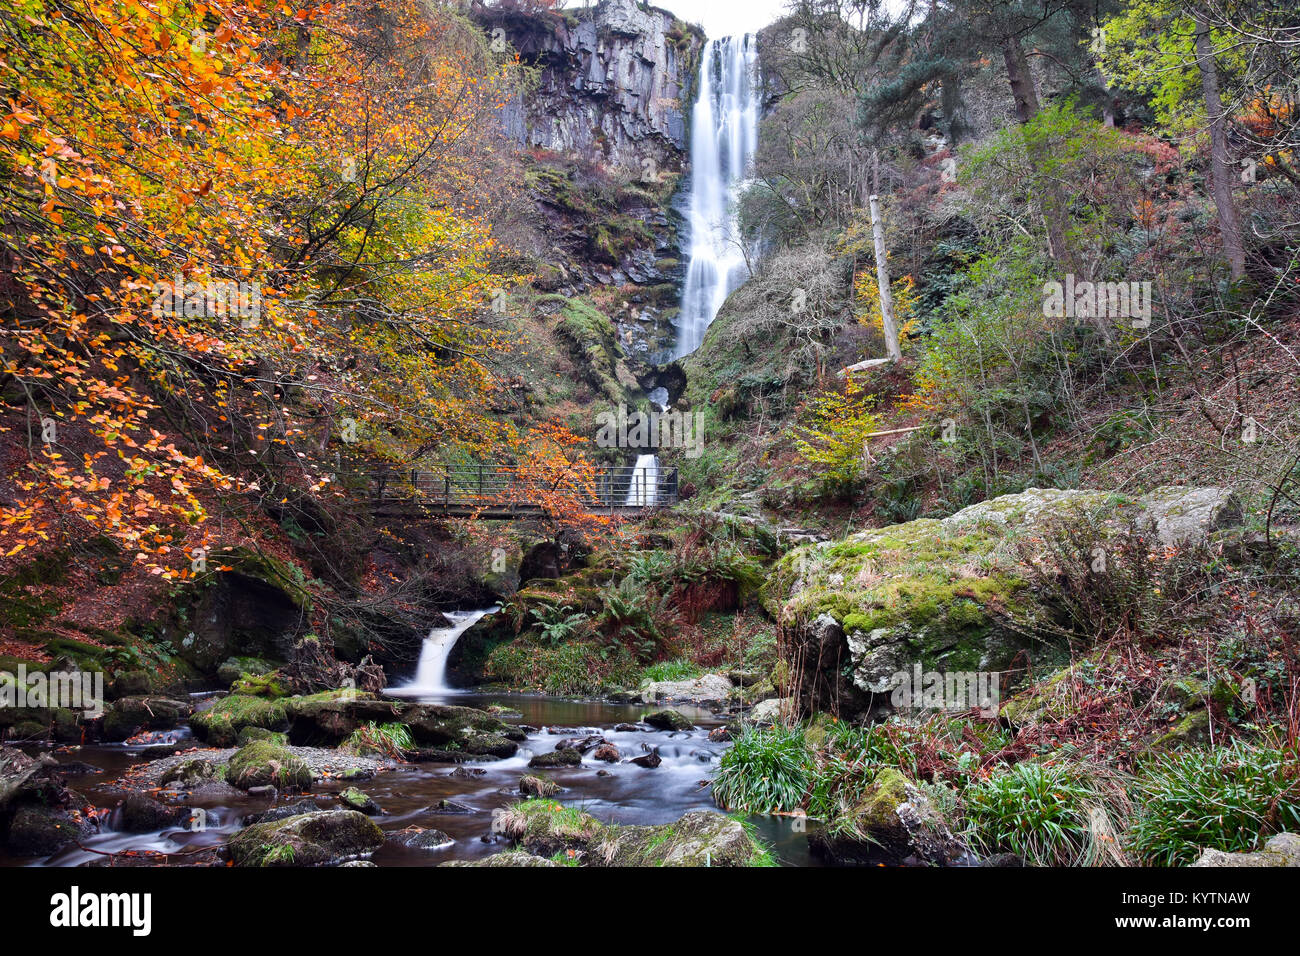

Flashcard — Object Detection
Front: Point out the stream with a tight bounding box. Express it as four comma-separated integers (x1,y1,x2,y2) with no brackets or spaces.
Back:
0,694,815,867
1,604,819,867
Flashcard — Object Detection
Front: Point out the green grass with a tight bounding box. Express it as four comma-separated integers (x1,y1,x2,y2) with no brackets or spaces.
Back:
343,721,414,759
639,658,701,683
711,724,812,814
961,761,1100,866
1127,742,1300,866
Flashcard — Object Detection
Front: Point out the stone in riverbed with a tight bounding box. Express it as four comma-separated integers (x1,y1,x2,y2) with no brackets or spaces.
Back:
528,748,582,768
159,758,223,789
641,709,692,731
242,799,322,825
118,792,189,832
592,744,620,762
494,801,771,866
389,826,454,851
630,749,661,768
227,809,384,866
520,774,560,798
338,786,383,816
553,734,607,753
226,740,312,792
6,803,97,856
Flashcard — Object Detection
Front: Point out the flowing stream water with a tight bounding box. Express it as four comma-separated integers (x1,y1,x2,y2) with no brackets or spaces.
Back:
2,692,815,867
674,35,760,358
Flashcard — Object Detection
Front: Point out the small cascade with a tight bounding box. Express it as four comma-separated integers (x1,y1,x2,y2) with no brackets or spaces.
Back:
675,34,761,357
623,453,659,507
388,608,498,696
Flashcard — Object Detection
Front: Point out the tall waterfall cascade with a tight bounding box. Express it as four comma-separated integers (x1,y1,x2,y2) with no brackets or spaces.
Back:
674,35,761,358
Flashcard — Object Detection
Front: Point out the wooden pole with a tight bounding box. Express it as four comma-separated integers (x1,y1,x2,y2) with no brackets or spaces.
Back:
869,193,902,363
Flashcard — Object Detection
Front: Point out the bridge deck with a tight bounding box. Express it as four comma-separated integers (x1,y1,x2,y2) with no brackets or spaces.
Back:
346,464,678,518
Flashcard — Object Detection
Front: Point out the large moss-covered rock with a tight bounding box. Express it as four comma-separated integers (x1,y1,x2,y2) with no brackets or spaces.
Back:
226,740,312,791
190,694,287,746
809,769,970,866
765,487,1243,717
227,809,383,866
494,800,772,866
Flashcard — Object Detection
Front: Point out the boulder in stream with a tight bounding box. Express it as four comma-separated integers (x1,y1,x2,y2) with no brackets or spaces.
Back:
227,809,384,866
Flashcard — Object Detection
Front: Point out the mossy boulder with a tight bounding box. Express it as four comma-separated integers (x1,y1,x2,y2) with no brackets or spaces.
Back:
766,487,1243,718
229,671,289,698
180,547,311,673
226,740,312,791
809,770,969,866
227,809,384,866
642,708,693,731
5,803,95,856
528,748,582,769
443,850,560,867
495,801,771,866
216,656,277,685
160,758,223,789
118,792,189,832
338,787,382,815
236,725,287,747
594,810,772,866
520,774,560,798
190,694,288,746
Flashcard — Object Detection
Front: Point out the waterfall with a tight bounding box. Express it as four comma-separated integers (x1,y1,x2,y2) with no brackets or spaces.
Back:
623,453,659,507
674,35,760,358
388,608,498,696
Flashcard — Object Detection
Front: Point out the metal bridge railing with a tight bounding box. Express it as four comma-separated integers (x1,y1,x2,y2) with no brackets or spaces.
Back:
344,463,679,513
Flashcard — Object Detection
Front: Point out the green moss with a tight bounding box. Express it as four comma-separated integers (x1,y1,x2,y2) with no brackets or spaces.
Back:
226,740,312,790
230,671,288,698
190,694,288,746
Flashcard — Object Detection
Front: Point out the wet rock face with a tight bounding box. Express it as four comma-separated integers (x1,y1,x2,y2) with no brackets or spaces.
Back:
475,1,702,174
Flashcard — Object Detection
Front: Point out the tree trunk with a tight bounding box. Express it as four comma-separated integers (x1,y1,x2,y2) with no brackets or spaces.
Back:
869,193,902,362
1194,13,1247,281
1001,35,1076,275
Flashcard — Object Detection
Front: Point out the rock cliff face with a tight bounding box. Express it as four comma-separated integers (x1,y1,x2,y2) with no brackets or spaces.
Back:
474,0,703,174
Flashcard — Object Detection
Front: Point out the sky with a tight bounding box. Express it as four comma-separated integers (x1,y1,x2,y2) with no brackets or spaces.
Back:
562,0,791,40
651,0,790,38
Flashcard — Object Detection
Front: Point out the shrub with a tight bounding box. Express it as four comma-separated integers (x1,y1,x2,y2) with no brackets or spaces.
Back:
711,724,812,814
961,761,1101,866
1127,742,1300,866
344,721,414,759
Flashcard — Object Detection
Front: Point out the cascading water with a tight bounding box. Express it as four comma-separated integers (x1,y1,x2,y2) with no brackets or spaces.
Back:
674,35,760,358
623,453,659,507
388,608,498,696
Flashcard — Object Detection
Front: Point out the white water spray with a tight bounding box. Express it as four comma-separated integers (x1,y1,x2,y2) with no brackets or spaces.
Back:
389,608,498,696
675,35,761,357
